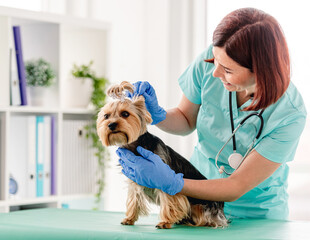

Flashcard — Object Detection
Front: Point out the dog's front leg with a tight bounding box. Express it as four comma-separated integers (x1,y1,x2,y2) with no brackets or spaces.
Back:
156,190,191,229
121,181,149,225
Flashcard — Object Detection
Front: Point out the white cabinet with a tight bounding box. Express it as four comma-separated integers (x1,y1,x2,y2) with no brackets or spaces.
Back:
0,6,110,212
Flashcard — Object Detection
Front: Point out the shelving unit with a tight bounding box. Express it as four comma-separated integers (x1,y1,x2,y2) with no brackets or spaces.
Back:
0,6,111,213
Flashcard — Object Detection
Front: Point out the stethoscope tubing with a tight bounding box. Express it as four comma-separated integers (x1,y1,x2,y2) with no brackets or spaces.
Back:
240,113,264,139
215,122,256,175
215,92,265,175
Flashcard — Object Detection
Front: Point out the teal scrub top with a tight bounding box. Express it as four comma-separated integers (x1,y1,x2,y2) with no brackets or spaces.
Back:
178,45,307,220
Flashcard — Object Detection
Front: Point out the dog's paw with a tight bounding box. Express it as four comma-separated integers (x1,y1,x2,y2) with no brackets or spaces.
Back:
156,222,173,229
121,218,135,225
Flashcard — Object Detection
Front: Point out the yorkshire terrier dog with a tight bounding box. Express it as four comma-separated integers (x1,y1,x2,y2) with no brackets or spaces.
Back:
96,81,228,229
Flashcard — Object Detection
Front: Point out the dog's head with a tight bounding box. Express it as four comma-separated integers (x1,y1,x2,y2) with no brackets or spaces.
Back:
97,81,152,147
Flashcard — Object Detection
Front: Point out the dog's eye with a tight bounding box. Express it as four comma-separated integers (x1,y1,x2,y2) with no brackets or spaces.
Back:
121,111,130,118
104,114,110,119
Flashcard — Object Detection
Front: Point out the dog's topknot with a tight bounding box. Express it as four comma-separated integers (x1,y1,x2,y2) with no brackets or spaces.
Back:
107,81,134,101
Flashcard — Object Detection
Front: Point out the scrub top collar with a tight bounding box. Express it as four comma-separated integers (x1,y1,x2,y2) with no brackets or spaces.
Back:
229,91,253,119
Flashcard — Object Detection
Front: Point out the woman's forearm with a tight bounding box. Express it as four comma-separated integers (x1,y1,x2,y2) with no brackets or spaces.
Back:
157,108,195,135
180,178,243,202
180,150,282,202
156,95,201,135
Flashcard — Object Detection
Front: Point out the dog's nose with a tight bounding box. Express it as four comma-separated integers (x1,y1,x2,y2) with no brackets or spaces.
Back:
108,122,117,131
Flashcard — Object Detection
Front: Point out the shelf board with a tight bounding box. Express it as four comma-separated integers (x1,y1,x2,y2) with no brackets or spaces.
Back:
7,106,59,114
1,194,94,207
0,6,111,30
0,106,95,115
61,108,95,115
7,196,59,206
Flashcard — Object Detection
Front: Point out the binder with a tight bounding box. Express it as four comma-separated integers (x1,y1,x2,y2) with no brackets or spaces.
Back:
12,26,28,105
9,116,28,199
51,116,56,195
44,116,51,196
9,48,21,106
62,120,97,195
36,116,44,197
27,116,36,198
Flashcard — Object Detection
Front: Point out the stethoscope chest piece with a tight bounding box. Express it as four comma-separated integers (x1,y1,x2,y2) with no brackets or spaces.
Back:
228,152,243,169
215,92,265,175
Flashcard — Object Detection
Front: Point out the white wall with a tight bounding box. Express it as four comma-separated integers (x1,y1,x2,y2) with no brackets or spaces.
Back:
91,0,207,213
87,0,148,213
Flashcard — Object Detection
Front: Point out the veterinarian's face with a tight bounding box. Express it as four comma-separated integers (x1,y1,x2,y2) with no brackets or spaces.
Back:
212,47,256,95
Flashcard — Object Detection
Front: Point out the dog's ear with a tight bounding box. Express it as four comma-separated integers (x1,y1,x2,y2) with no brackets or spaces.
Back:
132,95,152,124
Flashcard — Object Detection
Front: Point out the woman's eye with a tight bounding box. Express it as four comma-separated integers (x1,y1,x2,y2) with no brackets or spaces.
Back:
121,111,130,118
104,114,109,119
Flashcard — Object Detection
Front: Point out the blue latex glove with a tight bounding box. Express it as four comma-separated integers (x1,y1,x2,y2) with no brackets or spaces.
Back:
126,81,166,125
116,146,184,195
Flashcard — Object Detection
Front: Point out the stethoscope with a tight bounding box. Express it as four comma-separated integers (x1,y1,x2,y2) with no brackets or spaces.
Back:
215,92,265,175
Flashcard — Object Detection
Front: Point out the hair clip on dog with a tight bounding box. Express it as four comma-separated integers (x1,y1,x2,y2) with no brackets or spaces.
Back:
107,81,134,103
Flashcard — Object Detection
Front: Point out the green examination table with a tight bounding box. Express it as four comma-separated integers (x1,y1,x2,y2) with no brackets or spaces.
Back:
0,208,310,240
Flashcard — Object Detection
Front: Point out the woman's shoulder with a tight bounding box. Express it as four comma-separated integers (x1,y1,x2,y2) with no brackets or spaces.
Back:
264,81,307,133
283,81,307,114
193,44,214,61
178,45,218,104
189,44,215,75
255,81,307,164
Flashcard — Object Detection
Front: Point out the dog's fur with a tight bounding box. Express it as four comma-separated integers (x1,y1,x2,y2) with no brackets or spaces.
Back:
96,81,228,229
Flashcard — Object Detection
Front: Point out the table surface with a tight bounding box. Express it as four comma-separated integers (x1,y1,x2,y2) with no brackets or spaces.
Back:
0,208,310,240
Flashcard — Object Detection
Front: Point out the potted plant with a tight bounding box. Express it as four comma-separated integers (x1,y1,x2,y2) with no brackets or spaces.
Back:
71,61,110,209
68,64,93,108
25,58,56,106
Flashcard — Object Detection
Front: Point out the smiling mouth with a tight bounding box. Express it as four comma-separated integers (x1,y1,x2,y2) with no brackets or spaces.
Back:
219,78,231,86
222,81,232,86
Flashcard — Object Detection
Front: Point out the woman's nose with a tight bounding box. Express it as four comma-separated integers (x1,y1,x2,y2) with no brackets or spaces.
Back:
213,65,222,78
213,64,224,78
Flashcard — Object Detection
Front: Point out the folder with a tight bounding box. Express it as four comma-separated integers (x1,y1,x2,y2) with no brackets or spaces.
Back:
9,48,21,106
36,116,44,197
27,116,36,198
12,26,28,105
62,120,96,195
44,116,51,197
9,116,28,199
51,116,56,195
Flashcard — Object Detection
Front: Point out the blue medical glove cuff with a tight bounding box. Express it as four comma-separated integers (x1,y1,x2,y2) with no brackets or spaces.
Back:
164,172,184,195
151,107,167,125
117,146,184,196
126,81,167,125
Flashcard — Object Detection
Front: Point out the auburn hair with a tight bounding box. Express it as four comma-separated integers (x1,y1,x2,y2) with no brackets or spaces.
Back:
205,8,290,111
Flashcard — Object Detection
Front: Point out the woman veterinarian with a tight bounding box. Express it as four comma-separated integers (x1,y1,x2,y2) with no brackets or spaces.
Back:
117,7,307,220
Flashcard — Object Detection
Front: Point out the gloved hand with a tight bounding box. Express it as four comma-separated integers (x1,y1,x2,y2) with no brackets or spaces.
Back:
126,81,166,125
116,146,184,195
